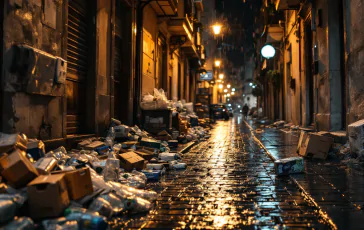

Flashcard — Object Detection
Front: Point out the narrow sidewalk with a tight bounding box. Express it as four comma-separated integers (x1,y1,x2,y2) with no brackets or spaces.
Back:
245,120,364,230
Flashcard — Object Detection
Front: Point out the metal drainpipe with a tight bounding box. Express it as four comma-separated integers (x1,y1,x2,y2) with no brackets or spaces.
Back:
133,0,152,126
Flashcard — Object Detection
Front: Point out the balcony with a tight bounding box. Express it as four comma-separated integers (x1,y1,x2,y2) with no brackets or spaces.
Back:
266,25,284,43
168,15,194,41
150,0,178,16
194,0,204,11
274,0,300,10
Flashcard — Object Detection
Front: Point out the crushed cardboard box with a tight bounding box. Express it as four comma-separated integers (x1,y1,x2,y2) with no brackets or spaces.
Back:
0,149,39,188
52,167,93,200
0,133,28,154
119,152,145,171
33,157,58,175
299,133,333,159
27,174,70,219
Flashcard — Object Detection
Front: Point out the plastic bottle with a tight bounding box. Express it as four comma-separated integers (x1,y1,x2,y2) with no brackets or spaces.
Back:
123,197,152,214
103,153,120,182
65,212,108,230
4,217,34,230
99,193,125,214
88,197,113,218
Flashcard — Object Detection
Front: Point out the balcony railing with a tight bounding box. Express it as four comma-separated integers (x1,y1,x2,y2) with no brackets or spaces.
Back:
150,0,178,16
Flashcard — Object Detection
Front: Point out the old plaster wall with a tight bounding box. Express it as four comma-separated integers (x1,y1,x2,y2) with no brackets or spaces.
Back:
346,0,364,124
2,0,65,139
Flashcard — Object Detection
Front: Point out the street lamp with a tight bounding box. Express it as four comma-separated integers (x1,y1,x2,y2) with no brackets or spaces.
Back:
232,88,235,92
227,93,231,97
261,44,276,59
227,84,231,89
219,73,224,79
214,60,221,67
224,89,228,93
218,84,223,89
231,91,235,95
249,82,253,86
212,24,222,35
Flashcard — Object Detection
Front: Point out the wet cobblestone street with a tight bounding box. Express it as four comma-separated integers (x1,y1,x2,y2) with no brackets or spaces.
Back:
119,117,332,229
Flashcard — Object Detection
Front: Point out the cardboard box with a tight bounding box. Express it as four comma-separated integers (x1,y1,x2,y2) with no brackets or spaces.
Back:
274,157,304,176
84,141,105,150
299,133,333,159
26,140,45,160
297,131,308,153
27,174,70,219
134,150,155,161
119,152,145,171
33,157,58,175
140,138,161,149
52,167,93,200
168,140,178,148
348,119,364,156
0,133,28,154
0,149,39,188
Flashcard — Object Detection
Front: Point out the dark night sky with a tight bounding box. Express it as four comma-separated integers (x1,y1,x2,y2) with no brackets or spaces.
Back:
215,0,262,67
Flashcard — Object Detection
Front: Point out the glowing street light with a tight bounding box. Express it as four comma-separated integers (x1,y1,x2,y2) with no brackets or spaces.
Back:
224,89,228,93
238,105,241,108
218,84,223,89
219,74,224,79
261,44,276,59
227,84,231,89
214,60,221,67
231,91,235,95
232,88,236,92
227,93,231,97
249,82,253,86
212,24,222,35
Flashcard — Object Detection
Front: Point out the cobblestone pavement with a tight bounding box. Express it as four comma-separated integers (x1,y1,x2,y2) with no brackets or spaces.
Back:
116,116,332,229
249,121,364,230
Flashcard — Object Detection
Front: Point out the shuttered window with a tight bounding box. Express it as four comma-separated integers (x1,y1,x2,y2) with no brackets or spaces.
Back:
66,0,89,134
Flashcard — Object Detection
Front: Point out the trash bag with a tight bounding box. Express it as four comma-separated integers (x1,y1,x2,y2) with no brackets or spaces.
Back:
0,194,26,225
64,210,108,230
107,182,158,202
143,93,154,102
119,171,146,189
99,193,125,214
88,197,113,218
3,217,34,230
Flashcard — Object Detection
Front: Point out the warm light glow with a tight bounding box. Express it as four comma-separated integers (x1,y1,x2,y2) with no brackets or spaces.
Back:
213,24,222,35
227,93,231,97
232,88,236,92
261,44,276,59
224,89,228,93
215,60,221,67
219,74,224,79
227,84,231,89
219,84,223,89
231,92,235,95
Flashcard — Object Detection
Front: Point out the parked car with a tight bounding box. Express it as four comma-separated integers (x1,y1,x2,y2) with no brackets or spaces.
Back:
210,104,230,120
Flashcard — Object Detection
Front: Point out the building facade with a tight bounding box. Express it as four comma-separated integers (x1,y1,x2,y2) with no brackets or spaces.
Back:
255,0,364,131
0,0,205,148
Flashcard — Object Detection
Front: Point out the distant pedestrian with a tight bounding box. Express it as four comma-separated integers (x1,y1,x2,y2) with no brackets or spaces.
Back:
242,104,249,119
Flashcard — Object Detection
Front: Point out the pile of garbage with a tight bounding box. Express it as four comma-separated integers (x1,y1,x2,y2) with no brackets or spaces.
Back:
0,117,211,229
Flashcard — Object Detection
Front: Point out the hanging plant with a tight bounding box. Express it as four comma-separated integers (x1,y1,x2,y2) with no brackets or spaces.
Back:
267,70,281,88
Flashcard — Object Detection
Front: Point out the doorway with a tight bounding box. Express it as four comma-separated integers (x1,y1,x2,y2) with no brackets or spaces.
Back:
304,19,314,126
156,35,167,91
66,0,95,134
113,1,132,125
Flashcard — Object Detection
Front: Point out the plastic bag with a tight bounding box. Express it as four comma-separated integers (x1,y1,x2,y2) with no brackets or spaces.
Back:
88,197,113,218
107,182,158,202
158,152,180,162
89,167,113,192
123,196,152,214
4,217,34,230
143,93,154,102
120,172,146,189
99,193,125,214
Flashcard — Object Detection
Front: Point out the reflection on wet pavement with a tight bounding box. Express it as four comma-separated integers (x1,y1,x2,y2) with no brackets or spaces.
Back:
115,116,332,229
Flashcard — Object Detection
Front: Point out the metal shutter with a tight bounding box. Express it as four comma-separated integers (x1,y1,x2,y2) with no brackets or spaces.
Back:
66,0,89,134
